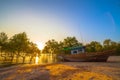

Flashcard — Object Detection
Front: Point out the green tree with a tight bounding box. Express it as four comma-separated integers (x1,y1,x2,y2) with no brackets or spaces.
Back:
42,39,60,54
60,37,82,54
103,39,111,50
0,32,8,52
0,32,9,62
6,42,16,63
110,41,117,49
116,42,120,55
86,41,102,52
9,32,29,63
63,37,82,47
26,42,40,64
103,39,118,51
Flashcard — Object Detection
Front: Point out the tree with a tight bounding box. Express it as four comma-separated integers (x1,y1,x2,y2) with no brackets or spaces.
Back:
0,32,8,52
6,42,16,63
59,37,82,54
103,39,118,51
85,44,93,52
116,42,120,55
63,37,82,47
9,32,29,63
0,32,9,62
86,41,102,52
42,39,60,54
26,42,40,64
103,39,111,50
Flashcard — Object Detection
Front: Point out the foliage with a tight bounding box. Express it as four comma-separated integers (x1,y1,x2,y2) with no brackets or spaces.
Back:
42,39,60,54
9,32,29,53
26,42,40,63
103,39,111,50
85,39,120,55
115,42,120,55
63,37,82,47
42,37,82,54
0,32,40,64
86,41,103,52
0,31,120,64
0,32,8,52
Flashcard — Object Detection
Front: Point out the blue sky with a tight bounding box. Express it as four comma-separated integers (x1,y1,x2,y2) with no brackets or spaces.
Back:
0,0,120,44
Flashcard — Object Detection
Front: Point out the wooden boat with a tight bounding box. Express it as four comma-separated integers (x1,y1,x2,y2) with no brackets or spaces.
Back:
63,54,109,62
61,50,115,62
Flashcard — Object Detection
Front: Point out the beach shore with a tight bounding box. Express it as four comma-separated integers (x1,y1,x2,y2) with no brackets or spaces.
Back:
0,62,120,80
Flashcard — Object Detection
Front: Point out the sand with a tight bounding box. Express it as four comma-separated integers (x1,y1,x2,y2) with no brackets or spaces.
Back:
0,62,120,80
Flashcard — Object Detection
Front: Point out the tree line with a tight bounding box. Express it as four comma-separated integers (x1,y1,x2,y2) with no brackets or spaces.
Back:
43,37,120,55
0,32,40,64
0,32,120,64
86,40,120,53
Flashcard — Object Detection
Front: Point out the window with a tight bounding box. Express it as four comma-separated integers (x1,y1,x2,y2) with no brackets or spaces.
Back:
73,50,77,54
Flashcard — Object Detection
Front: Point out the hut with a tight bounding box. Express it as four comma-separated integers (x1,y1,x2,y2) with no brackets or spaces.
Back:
63,46,85,54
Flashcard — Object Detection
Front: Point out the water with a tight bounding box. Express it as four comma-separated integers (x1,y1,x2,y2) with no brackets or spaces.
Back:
37,53,58,64
0,53,58,64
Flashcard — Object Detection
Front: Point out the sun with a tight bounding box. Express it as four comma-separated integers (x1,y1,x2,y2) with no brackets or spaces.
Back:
35,41,44,50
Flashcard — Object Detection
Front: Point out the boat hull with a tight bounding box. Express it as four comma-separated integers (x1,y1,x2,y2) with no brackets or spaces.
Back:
60,50,115,62
63,54,109,62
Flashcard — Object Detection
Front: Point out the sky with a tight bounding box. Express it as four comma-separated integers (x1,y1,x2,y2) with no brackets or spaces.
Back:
0,0,120,45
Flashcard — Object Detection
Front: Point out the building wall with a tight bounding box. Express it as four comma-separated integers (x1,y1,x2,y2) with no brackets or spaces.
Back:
71,48,85,54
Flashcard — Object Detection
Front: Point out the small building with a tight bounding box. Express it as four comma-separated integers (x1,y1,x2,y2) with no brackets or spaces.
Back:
63,46,85,54
70,46,85,54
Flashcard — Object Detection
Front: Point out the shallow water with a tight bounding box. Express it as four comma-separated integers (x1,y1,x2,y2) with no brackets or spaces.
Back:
38,54,58,64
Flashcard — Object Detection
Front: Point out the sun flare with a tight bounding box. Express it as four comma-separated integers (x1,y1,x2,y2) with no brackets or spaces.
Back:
35,54,39,64
35,41,44,50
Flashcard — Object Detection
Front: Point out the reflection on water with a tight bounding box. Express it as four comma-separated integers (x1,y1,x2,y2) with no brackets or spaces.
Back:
35,54,39,64
37,54,58,64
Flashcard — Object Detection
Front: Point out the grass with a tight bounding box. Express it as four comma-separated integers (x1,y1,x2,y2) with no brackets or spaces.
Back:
45,64,113,80
0,63,14,68
0,63,115,80
0,62,20,68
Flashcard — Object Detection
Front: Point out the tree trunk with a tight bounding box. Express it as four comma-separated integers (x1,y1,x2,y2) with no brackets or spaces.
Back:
4,56,7,63
9,53,14,63
16,52,19,63
22,57,25,63
11,55,14,63
29,56,33,64
16,56,18,63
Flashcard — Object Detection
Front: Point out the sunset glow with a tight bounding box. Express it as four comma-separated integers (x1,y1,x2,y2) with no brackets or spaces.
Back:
0,0,120,80
35,41,44,50
0,0,120,43
35,54,39,64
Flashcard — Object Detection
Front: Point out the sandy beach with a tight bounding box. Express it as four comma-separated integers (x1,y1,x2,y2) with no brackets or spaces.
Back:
0,62,120,80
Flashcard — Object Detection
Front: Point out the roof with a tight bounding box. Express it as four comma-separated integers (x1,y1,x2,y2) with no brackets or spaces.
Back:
63,46,85,51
